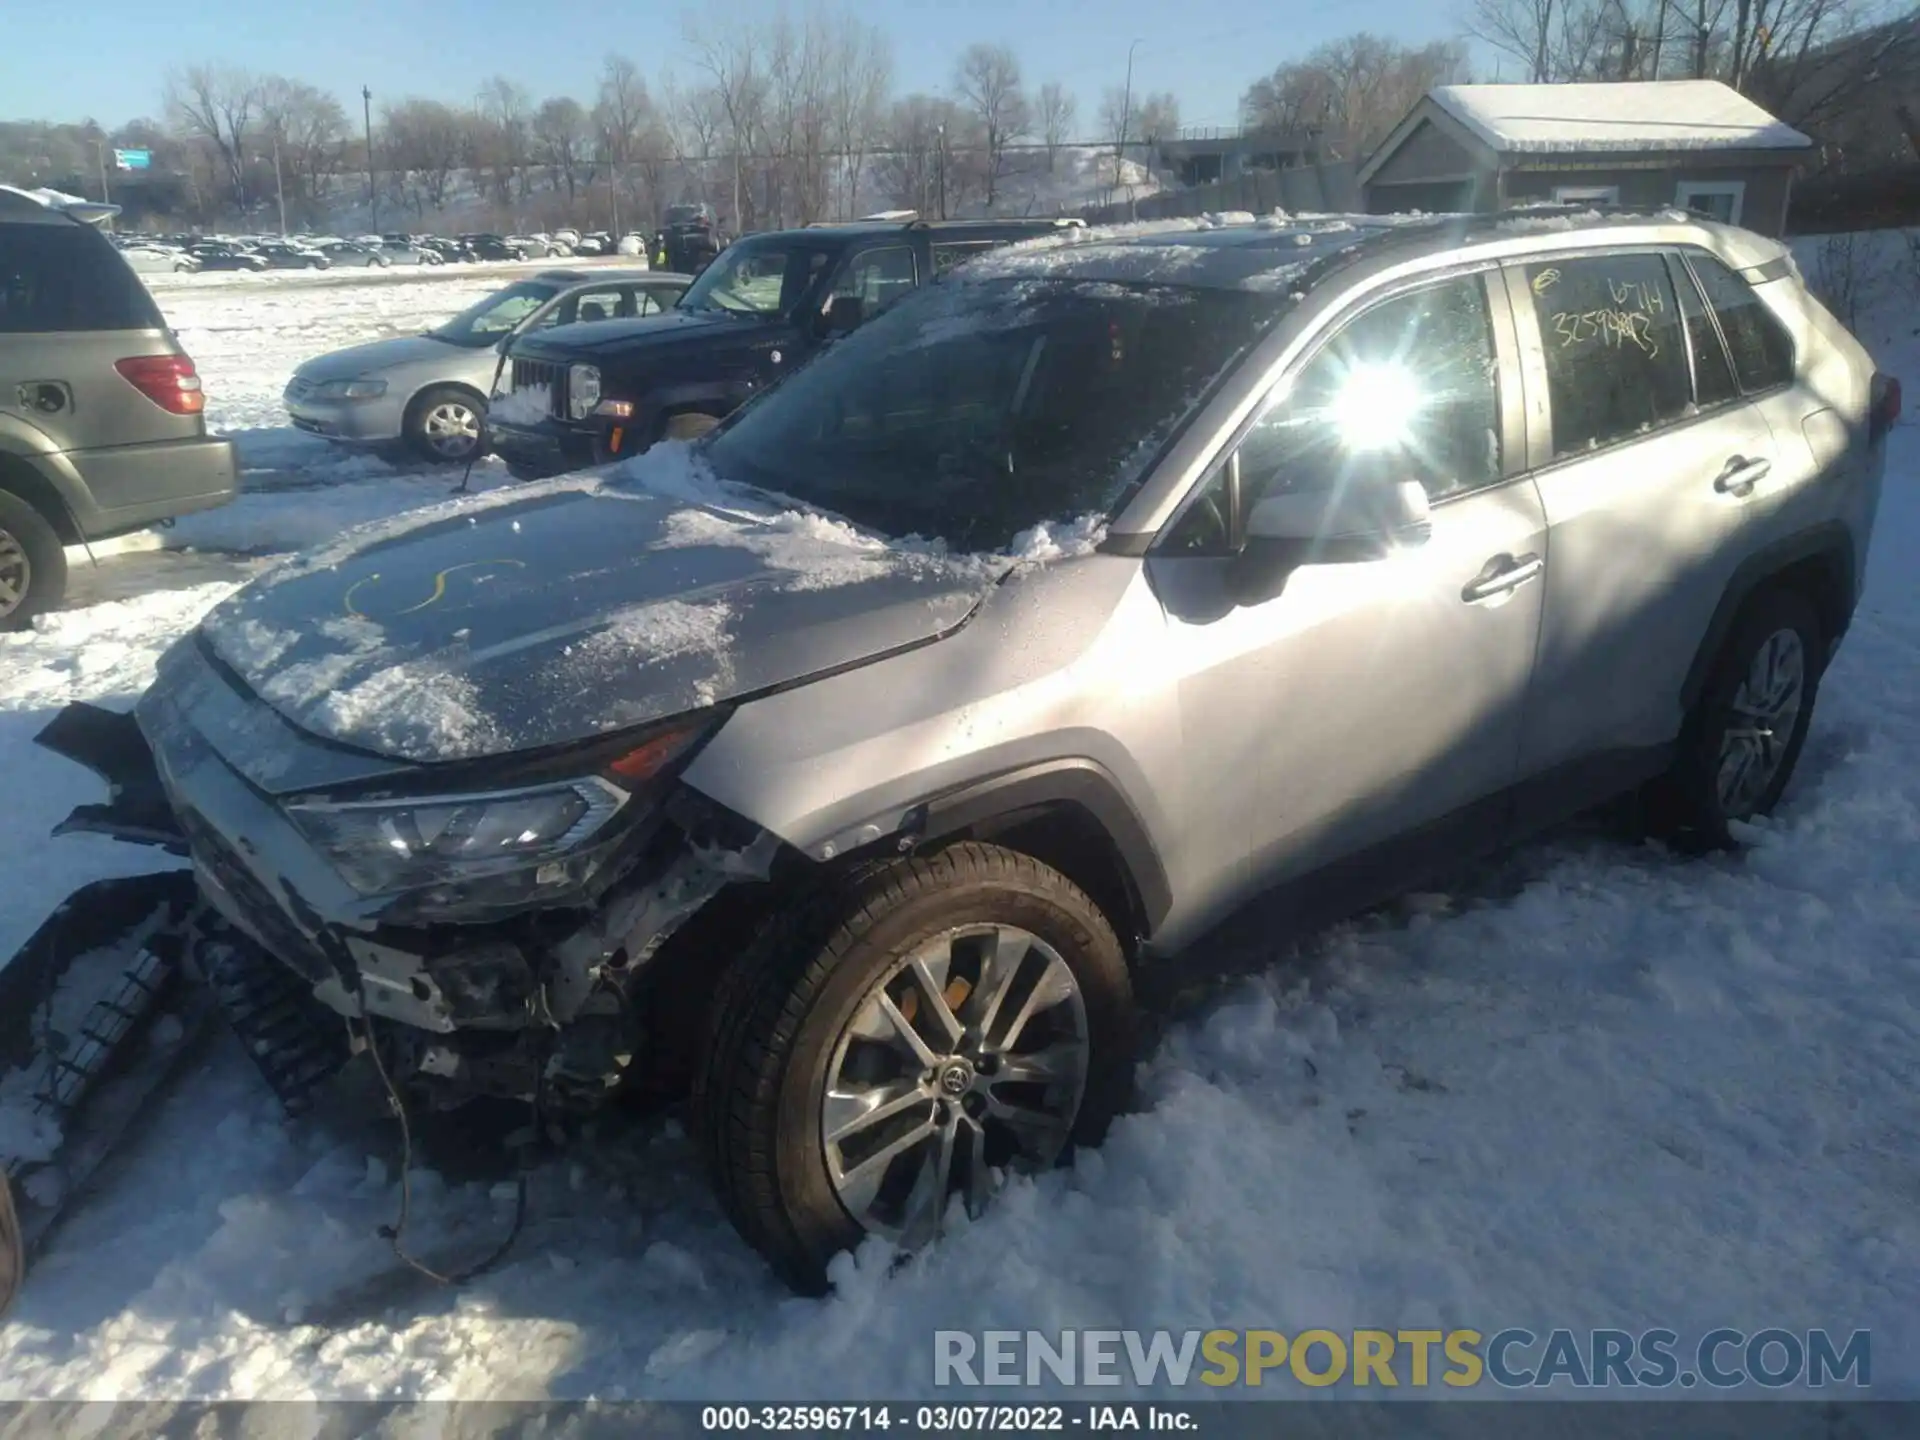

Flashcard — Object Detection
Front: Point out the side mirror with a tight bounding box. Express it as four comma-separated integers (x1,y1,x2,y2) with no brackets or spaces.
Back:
1230,478,1432,606
818,294,864,337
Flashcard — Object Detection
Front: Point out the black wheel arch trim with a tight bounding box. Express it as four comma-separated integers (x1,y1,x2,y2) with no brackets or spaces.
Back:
1680,521,1855,712
909,758,1173,939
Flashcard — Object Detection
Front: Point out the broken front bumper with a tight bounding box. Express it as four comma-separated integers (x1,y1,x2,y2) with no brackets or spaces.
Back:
61,641,768,1061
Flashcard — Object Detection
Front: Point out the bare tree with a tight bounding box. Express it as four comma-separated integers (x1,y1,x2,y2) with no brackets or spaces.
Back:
954,42,1028,206
1036,81,1076,171
166,65,258,213
595,53,654,234
532,97,590,201
1243,33,1470,160
686,19,766,231
381,99,466,215
256,77,347,227
827,15,892,217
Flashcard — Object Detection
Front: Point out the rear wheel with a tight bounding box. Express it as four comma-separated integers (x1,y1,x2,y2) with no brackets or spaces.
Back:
1659,587,1823,845
0,490,67,631
695,843,1135,1293
405,387,486,464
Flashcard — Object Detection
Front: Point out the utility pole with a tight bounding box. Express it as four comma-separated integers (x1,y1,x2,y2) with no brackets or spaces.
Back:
935,123,947,220
93,137,113,224
271,128,287,236
1116,38,1142,209
362,85,378,232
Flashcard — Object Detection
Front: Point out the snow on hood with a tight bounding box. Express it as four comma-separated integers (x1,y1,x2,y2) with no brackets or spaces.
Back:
193,448,1084,764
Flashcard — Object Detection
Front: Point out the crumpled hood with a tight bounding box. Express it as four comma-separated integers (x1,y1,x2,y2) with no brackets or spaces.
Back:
195,477,1003,765
294,334,472,383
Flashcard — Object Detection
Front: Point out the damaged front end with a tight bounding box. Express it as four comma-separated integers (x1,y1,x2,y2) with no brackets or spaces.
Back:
47,635,783,1121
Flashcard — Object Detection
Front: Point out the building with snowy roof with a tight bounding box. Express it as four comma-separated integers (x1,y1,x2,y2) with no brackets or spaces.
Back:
1358,80,1814,235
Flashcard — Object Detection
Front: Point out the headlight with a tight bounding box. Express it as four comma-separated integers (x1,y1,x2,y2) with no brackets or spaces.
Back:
568,363,602,420
312,378,388,400
285,776,627,896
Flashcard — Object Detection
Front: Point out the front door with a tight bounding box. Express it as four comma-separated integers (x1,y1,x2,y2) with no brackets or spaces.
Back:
1144,269,1547,928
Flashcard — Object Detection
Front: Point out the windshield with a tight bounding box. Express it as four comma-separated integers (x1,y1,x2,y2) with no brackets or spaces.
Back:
703,277,1284,551
676,239,835,317
428,280,559,345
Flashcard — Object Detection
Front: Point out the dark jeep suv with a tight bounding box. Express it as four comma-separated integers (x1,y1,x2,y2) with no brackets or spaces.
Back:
486,217,1085,477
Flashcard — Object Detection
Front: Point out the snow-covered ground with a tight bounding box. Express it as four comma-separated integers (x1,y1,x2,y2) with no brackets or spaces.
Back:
0,237,1915,1403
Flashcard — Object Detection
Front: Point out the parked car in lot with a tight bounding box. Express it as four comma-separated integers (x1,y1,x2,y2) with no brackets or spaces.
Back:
283,267,690,463
573,231,614,256
419,237,469,264
186,242,269,272
461,233,528,262
115,242,200,275
320,241,389,269
142,208,1896,1290
377,240,443,266
488,217,1083,477
252,241,330,270
0,186,236,625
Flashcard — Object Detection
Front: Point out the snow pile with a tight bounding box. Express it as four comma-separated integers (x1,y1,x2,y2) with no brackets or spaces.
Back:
1007,514,1108,562
488,387,553,427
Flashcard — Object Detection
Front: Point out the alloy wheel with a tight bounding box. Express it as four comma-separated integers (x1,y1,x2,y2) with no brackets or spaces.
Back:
1716,627,1806,816
821,924,1089,1247
422,402,481,459
0,528,30,620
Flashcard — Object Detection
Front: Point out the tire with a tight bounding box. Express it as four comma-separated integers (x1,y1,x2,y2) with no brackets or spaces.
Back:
404,386,486,465
660,410,721,443
0,488,68,631
1659,586,1823,846
694,842,1135,1294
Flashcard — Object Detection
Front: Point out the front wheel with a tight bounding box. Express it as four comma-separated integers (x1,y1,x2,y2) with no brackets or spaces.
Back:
0,489,68,631
1659,587,1823,845
405,387,485,464
696,843,1135,1293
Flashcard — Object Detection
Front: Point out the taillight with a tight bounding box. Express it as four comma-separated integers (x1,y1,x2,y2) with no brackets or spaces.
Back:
115,354,205,415
1871,374,1902,443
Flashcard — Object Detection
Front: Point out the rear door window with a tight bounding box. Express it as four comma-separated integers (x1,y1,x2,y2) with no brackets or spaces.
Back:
933,242,998,277
1669,254,1739,409
833,246,918,315
0,223,162,333
1525,253,1693,459
1686,252,1795,394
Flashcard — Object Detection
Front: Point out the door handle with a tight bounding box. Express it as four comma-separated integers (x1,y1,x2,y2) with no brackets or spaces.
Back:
1461,553,1543,603
1713,455,1772,496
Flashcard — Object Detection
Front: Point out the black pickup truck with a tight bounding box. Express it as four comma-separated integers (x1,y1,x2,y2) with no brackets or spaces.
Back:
485,216,1084,478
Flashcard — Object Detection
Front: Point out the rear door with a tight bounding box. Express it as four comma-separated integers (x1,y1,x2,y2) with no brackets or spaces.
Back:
1504,249,1781,816
1681,251,1830,551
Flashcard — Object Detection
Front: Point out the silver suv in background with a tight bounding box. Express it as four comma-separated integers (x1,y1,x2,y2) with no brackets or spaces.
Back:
126,210,1894,1290
283,268,690,464
0,186,236,627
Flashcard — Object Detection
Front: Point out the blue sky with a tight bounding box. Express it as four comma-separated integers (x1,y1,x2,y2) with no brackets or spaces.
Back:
6,0,1464,132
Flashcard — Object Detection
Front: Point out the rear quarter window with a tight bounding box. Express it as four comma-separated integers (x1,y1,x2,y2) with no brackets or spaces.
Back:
1686,251,1795,393
0,221,165,334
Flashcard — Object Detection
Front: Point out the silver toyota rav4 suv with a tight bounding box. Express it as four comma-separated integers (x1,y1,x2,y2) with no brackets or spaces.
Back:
126,210,1895,1290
